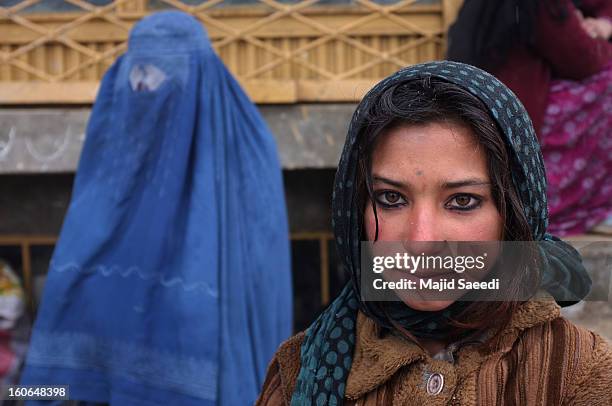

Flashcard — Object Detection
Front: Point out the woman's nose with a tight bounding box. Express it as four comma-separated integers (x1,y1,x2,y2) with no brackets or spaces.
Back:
402,206,445,255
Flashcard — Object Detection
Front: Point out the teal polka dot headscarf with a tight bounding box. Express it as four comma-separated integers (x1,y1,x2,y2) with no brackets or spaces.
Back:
290,61,591,406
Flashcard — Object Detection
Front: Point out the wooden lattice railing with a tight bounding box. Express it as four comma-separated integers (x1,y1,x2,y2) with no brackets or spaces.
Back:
0,0,463,103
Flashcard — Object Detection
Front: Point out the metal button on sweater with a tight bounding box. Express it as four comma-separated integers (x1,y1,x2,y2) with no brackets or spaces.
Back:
426,373,444,395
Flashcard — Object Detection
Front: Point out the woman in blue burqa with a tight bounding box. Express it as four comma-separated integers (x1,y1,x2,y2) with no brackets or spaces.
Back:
20,11,292,406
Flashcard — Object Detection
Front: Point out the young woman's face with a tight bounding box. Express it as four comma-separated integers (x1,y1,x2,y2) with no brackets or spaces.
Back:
364,122,503,311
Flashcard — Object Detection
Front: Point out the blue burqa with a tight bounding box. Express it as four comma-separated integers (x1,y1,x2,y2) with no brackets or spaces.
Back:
21,11,292,406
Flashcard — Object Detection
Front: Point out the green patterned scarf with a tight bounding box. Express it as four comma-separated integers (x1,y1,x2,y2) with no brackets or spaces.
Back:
290,61,590,406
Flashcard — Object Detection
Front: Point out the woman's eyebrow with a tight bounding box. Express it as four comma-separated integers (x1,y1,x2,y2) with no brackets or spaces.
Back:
442,179,491,189
372,175,490,189
372,175,405,188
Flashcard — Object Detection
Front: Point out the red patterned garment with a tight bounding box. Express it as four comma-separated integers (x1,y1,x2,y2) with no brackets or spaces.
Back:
541,62,612,235
540,63,612,235
484,0,612,236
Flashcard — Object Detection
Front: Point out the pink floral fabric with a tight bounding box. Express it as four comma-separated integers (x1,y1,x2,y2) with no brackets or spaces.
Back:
541,62,612,236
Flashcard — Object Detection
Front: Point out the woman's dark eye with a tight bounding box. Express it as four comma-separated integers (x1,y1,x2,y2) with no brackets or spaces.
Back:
384,192,400,203
448,195,481,211
455,196,471,206
376,191,406,207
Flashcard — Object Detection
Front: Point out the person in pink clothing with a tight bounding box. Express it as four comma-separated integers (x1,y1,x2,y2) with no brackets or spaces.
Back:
448,0,612,236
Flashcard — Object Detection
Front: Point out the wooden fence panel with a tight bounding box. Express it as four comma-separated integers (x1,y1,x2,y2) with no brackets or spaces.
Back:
0,0,464,103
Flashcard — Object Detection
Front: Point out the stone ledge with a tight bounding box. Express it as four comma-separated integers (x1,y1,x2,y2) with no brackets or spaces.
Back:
0,104,357,173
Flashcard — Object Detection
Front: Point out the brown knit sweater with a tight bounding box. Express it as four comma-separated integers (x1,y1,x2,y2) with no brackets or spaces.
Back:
256,299,612,405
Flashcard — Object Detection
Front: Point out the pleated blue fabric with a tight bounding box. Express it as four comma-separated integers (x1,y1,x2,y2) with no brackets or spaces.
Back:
21,11,292,406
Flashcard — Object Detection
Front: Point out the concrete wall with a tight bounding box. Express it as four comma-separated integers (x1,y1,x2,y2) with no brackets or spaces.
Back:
0,105,356,173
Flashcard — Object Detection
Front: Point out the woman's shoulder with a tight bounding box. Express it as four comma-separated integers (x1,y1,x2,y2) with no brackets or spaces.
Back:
256,332,305,406
504,299,610,360
524,314,611,362
475,300,611,404
508,305,612,405
542,317,612,404
538,315,610,361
